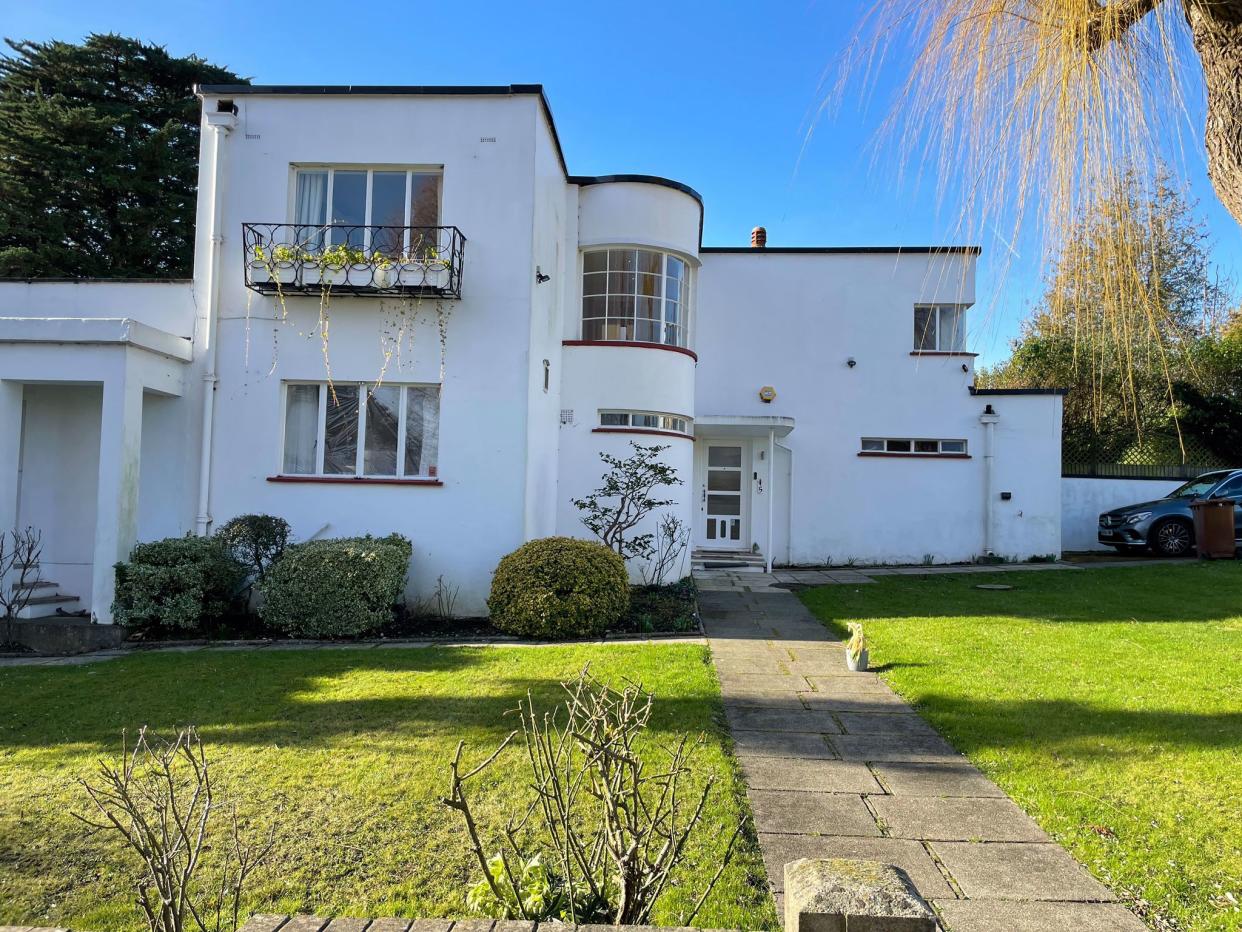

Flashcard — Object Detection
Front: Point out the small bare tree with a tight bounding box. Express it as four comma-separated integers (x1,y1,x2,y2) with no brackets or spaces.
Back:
573,443,681,565
77,726,274,932
0,526,42,648
443,668,743,925
639,514,691,588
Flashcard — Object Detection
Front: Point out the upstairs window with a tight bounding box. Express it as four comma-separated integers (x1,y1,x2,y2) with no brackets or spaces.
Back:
581,248,690,348
292,167,441,254
914,304,967,352
282,382,440,478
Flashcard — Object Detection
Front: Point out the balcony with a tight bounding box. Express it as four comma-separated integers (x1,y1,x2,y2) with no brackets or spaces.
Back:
242,224,466,299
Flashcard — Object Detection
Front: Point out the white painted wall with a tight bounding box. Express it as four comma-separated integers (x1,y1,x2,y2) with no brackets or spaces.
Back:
1062,477,1182,551
576,182,701,259
696,251,1061,564
0,281,195,335
557,344,695,579
199,91,548,614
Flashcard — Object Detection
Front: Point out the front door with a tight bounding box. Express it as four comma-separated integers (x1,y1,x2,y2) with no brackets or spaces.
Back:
700,442,747,547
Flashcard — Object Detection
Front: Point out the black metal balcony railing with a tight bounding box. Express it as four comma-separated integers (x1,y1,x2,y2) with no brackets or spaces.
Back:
241,223,466,299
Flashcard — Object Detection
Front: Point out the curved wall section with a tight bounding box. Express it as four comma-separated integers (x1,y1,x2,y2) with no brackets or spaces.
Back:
556,343,696,579
577,181,701,259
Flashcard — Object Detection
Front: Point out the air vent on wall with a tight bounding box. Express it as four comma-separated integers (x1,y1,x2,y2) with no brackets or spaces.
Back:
560,409,574,425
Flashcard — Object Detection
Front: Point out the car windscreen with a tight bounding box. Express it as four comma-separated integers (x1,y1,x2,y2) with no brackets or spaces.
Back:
1167,472,1231,498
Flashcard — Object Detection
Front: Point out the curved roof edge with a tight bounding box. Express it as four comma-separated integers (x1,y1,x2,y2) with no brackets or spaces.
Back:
568,174,703,205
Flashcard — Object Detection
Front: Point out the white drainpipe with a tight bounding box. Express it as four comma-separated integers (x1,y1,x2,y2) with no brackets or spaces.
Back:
194,105,236,536
766,428,775,573
980,404,1000,556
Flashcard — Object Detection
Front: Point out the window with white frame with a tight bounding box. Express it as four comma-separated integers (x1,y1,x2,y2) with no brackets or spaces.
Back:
861,437,968,456
581,248,691,347
913,304,967,352
292,167,441,254
599,410,692,436
282,382,441,478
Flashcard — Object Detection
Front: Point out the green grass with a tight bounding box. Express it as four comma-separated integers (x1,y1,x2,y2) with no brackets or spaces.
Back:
800,563,1242,932
0,644,776,932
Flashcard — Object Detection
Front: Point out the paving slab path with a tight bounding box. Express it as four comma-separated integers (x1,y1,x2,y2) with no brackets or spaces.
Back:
698,583,1148,932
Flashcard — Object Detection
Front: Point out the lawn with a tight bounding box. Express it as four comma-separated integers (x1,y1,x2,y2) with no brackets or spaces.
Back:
800,563,1242,932
0,644,776,932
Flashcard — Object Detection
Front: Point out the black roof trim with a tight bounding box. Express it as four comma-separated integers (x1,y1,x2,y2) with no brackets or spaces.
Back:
568,174,703,205
194,83,547,97
969,387,1068,396
700,245,982,255
0,277,193,284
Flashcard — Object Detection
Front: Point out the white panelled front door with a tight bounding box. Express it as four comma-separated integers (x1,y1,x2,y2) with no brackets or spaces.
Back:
698,442,748,548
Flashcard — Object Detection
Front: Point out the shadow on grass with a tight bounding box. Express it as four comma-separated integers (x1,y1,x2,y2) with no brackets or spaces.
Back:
0,645,730,752
902,692,1242,756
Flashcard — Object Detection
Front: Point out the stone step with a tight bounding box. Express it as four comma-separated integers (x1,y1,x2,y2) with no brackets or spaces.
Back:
15,594,81,619
12,579,57,594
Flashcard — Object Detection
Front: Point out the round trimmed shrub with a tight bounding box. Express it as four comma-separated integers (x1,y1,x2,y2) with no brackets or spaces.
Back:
258,534,412,638
488,537,630,639
112,536,247,631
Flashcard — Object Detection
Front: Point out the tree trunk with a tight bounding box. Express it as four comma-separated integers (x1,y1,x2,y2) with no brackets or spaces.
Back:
1185,0,1242,228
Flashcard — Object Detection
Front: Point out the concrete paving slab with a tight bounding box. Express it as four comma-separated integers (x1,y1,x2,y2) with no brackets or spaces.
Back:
725,706,844,733
730,729,839,759
871,797,1049,842
869,762,1009,798
799,692,916,713
758,833,954,899
932,842,1116,901
933,900,1147,931
834,712,941,737
740,756,883,793
747,790,880,836
829,733,963,762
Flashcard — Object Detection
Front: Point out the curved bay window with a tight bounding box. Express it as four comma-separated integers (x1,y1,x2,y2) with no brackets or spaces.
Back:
581,248,690,348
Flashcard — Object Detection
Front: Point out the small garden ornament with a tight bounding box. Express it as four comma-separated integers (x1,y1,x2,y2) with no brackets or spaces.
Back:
845,622,869,672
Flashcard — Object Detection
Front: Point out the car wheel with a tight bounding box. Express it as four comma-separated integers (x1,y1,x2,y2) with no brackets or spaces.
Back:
1151,519,1194,557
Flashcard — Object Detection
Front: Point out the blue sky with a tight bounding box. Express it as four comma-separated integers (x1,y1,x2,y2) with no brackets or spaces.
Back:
4,0,1240,364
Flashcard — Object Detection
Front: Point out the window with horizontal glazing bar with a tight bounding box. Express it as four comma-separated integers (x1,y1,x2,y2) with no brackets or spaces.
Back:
581,248,691,348
860,437,968,456
598,410,692,435
282,382,440,478
292,167,441,255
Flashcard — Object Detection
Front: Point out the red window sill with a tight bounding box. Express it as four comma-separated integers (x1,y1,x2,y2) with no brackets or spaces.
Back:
909,351,979,357
267,475,444,486
592,427,694,442
857,452,971,459
563,339,698,363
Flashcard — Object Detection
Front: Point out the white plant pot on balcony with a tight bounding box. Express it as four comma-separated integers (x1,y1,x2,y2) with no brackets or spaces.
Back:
249,261,297,287
373,265,394,289
306,266,347,288
400,262,450,291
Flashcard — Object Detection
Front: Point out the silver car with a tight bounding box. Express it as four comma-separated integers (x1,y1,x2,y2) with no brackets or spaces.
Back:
1098,469,1242,556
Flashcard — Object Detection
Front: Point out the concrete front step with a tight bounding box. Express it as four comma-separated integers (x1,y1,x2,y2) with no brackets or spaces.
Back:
15,594,82,619
693,549,767,571
11,579,57,593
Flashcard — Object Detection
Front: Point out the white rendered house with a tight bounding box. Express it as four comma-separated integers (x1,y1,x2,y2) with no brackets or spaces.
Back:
0,85,1063,621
